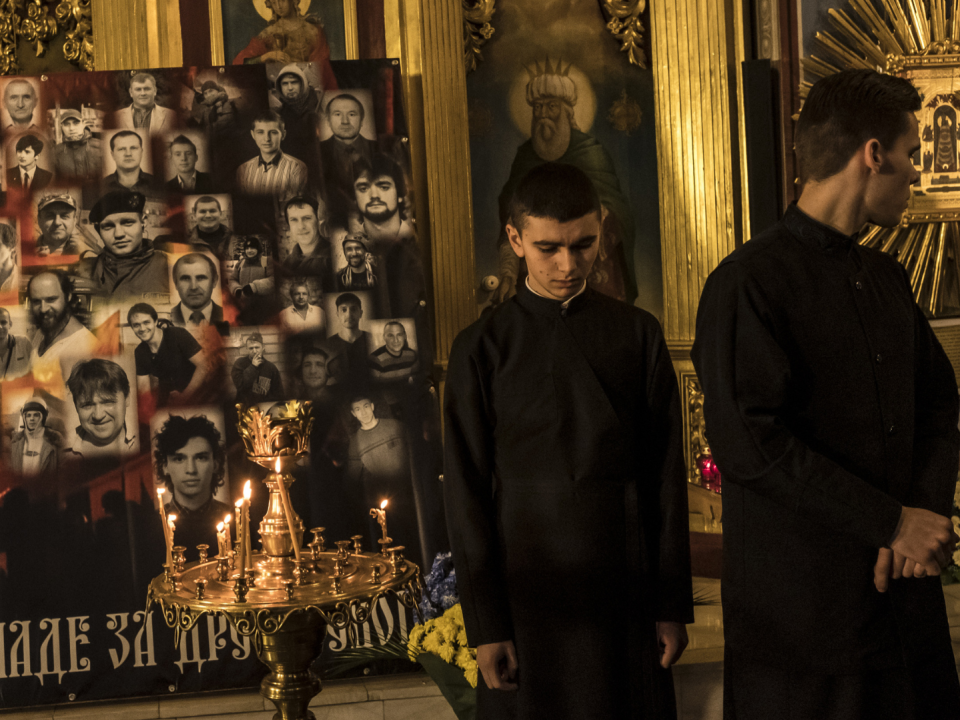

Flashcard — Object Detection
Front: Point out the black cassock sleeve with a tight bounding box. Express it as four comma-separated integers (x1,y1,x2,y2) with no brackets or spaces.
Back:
642,329,694,624
443,327,513,646
692,261,903,548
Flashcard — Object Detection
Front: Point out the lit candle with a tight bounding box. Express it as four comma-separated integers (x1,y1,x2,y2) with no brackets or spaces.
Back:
167,515,177,553
157,488,173,569
223,513,232,552
216,521,225,557
243,481,252,573
273,459,302,562
235,498,245,576
370,499,389,541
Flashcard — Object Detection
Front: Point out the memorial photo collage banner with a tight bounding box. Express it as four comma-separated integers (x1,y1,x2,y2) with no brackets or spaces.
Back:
0,59,446,706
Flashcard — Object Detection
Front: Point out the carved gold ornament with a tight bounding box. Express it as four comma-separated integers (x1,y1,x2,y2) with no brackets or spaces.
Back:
598,0,647,69
608,88,642,134
803,0,960,316
0,0,94,74
462,0,495,74
55,0,93,70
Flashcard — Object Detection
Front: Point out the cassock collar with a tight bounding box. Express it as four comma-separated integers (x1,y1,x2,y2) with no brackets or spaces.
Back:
782,203,859,252
515,277,591,317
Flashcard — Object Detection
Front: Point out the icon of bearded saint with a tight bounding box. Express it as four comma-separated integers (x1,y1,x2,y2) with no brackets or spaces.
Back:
233,0,338,91
495,58,637,305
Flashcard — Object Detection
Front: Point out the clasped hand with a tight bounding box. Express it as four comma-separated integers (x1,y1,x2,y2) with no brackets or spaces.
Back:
874,506,957,592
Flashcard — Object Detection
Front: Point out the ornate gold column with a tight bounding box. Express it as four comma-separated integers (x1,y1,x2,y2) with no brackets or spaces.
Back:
650,0,745,494
650,0,742,345
92,0,182,70
393,0,477,375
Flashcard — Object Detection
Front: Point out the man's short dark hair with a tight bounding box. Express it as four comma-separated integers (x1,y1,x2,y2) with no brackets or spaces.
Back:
0,222,15,250
110,130,143,152
283,195,318,222
130,73,157,87
16,134,43,155
336,292,361,309
251,110,285,133
67,358,130,406
173,252,219,285
193,196,221,213
127,302,157,325
169,135,197,154
26,269,88,327
245,332,264,346
507,162,601,231
290,280,310,295
796,69,922,184
153,414,226,495
327,93,365,122
353,155,406,199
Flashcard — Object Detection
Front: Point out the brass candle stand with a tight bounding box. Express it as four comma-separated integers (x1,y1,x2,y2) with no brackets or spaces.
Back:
147,402,422,720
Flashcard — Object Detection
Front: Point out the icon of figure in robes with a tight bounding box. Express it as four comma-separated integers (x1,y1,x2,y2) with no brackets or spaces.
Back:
934,106,958,172
494,58,636,304
232,0,337,91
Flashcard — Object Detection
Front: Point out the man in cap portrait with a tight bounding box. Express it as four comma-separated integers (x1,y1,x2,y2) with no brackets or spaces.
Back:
53,109,101,178
77,189,169,297
493,57,635,304
7,135,51,191
35,194,85,257
0,307,33,380
165,135,213,193
192,80,238,135
115,72,175,133
9,398,60,479
3,79,40,133
336,233,379,290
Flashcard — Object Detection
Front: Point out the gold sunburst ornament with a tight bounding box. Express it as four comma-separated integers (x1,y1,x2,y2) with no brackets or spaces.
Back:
804,0,960,316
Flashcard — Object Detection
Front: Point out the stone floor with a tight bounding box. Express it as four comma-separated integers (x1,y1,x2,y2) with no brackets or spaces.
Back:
4,579,959,720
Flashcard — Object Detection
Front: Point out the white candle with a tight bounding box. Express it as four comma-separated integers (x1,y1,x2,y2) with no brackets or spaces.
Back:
157,488,173,569
235,498,245,575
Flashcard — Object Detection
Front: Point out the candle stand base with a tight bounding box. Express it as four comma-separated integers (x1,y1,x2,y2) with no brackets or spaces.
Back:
258,611,324,720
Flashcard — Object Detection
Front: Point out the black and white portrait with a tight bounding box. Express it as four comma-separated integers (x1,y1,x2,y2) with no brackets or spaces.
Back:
62,355,139,459
163,131,214,193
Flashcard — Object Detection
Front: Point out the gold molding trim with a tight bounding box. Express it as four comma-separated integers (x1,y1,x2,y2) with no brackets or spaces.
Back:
92,0,181,70
0,0,93,74
461,0,494,74
649,0,740,342
399,0,477,370
598,0,647,69
208,0,225,65
343,0,359,60
383,0,401,58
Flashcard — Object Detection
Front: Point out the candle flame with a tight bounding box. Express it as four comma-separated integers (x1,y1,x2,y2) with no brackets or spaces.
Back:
224,514,231,524
235,499,243,509
243,480,252,500
157,488,165,497
217,522,224,532
168,515,177,526
380,499,388,510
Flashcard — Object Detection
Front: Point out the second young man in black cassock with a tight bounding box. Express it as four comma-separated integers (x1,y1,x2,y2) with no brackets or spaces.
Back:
444,163,693,720
693,69,960,719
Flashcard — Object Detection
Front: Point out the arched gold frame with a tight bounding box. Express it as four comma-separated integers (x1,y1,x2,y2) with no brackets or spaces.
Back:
804,0,960,317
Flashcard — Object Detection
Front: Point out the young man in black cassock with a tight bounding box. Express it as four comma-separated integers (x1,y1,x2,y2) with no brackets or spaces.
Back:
692,69,960,719
444,163,693,720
